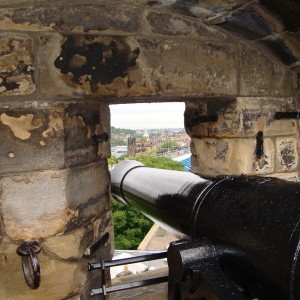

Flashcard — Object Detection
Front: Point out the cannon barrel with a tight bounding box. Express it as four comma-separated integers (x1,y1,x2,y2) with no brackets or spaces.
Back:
111,160,300,300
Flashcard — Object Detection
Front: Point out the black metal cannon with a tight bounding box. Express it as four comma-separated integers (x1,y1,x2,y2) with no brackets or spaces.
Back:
90,160,300,300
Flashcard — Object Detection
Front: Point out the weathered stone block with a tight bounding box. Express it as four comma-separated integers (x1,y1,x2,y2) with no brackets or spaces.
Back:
66,161,110,231
0,4,141,33
42,211,113,260
247,138,275,175
276,136,298,172
131,38,237,97
0,241,86,300
191,138,231,176
239,42,294,96
218,4,279,41
0,230,112,300
145,10,227,41
0,101,109,174
0,160,110,240
185,97,297,138
191,137,275,177
39,33,237,97
0,33,35,96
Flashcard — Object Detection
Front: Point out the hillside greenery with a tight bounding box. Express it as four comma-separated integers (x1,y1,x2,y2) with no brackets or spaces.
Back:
111,126,136,135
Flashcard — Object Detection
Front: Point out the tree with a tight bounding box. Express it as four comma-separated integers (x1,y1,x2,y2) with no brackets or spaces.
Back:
157,140,180,152
111,126,136,135
108,156,118,169
111,153,185,249
112,199,153,249
128,153,185,171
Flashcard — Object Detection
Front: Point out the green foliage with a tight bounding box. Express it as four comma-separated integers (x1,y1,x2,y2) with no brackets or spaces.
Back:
112,199,153,250
157,140,180,152
112,153,185,249
117,155,126,161
111,126,136,135
107,156,118,168
127,153,185,171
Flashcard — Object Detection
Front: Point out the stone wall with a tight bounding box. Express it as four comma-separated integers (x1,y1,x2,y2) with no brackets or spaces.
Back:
185,97,299,179
0,1,298,299
0,101,113,299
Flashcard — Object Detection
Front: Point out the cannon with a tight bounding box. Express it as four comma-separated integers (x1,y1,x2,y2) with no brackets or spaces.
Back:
90,160,300,300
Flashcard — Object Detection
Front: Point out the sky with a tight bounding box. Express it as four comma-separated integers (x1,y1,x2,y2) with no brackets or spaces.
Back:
110,102,185,129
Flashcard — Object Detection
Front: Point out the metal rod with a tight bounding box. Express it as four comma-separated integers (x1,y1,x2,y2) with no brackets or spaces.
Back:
88,251,167,270
90,275,169,296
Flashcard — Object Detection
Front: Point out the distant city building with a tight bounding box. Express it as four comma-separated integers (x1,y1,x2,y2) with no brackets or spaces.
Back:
128,129,155,156
111,146,128,158
111,127,191,161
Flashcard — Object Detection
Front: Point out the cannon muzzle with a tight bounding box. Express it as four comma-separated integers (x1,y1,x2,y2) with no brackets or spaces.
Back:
111,160,300,300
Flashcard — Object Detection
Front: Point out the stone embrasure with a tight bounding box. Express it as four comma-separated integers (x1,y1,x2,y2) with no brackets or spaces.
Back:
0,1,298,299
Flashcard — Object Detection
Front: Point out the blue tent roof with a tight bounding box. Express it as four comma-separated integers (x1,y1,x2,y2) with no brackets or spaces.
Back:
180,156,191,172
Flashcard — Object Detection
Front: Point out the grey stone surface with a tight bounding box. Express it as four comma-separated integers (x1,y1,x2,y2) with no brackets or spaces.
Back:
239,42,294,97
0,160,110,240
145,10,227,40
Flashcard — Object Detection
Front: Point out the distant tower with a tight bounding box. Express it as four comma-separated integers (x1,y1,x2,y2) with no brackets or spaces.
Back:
127,135,136,157
142,129,150,143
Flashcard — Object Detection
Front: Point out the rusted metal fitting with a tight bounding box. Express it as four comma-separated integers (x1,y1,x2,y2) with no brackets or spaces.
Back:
191,115,218,124
255,131,264,159
16,240,41,289
274,111,300,119
91,132,109,143
84,232,109,257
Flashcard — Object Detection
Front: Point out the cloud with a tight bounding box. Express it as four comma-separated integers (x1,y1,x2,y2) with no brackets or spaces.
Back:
110,102,185,129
